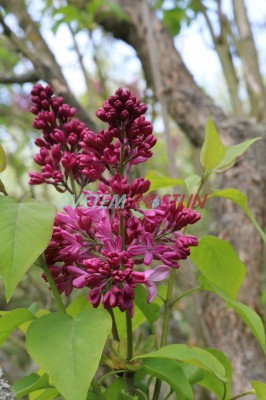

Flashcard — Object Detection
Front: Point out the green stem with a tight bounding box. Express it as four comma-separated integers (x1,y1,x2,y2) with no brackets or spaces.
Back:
152,268,176,400
108,308,120,341
230,390,256,400
124,309,135,395
40,257,66,313
0,179,8,196
119,128,125,176
69,171,79,204
118,128,135,394
171,286,202,307
98,369,128,385
91,378,105,400
153,171,209,400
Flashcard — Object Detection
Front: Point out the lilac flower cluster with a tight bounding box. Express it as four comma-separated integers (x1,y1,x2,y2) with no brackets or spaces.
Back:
30,85,200,317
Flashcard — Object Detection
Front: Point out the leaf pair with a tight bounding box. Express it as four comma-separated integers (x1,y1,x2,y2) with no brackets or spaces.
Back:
200,116,261,173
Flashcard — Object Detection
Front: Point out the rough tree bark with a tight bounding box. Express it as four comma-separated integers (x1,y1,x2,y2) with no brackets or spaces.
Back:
232,0,266,121
0,367,14,400
0,0,96,130
198,0,245,117
91,0,266,394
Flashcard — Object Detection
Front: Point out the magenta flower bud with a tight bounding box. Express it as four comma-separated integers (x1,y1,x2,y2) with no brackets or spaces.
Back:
34,153,45,166
51,129,65,143
41,99,50,110
88,287,102,308
31,95,41,104
115,87,124,97
30,105,40,115
31,84,44,96
51,144,61,161
62,152,76,173
67,133,78,146
131,177,150,195
35,138,47,148
32,119,47,130
114,100,123,111
121,110,129,120
110,173,130,195
29,172,45,184
95,109,108,122
45,85,54,97
42,164,53,178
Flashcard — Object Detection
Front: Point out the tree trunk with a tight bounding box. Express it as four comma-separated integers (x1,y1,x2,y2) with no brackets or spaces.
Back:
0,367,14,400
232,0,266,120
94,0,266,393
0,0,97,130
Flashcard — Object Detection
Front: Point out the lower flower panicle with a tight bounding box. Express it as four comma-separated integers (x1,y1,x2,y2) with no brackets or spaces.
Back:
43,198,200,316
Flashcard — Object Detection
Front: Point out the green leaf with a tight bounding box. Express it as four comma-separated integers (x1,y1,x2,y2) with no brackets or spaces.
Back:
180,364,204,384
29,388,59,400
66,294,92,317
0,308,35,345
0,197,56,301
210,188,266,242
118,390,139,399
198,349,232,400
145,170,185,192
12,373,51,398
134,344,227,383
134,285,161,324
113,304,150,337
162,8,185,36
142,358,193,399
190,236,246,300
0,143,7,172
251,381,266,399
184,174,201,192
200,280,266,354
26,308,111,400
200,116,224,170
214,137,261,172
227,300,266,354
104,378,125,400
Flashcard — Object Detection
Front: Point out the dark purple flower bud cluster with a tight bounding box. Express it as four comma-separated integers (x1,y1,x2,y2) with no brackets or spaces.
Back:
29,86,156,191
31,84,201,317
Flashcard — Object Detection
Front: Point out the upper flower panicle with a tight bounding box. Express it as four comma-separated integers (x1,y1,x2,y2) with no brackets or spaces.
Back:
95,87,148,128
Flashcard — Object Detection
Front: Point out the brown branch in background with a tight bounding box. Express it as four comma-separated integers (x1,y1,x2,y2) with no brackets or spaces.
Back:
68,23,92,101
141,0,177,178
197,0,244,116
232,0,266,121
90,31,109,101
0,71,39,84
0,0,97,130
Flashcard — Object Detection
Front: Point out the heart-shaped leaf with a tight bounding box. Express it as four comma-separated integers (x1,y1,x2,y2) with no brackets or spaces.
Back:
214,137,261,172
252,381,266,399
0,143,7,172
190,236,246,300
200,116,224,170
0,197,56,300
134,344,228,383
0,308,35,345
26,308,111,400
210,189,266,243
142,358,193,399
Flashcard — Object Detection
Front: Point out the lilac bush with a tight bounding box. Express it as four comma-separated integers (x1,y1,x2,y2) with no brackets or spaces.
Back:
29,84,200,317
